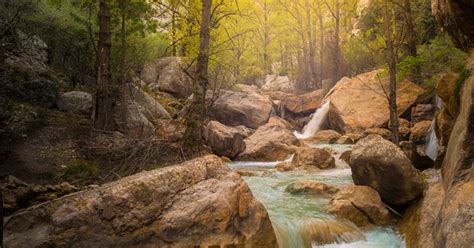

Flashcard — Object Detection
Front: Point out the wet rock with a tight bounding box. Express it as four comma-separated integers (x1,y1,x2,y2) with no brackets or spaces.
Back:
204,121,246,158
300,219,365,246
327,185,390,226
234,125,254,138
15,79,58,108
435,107,454,147
212,90,273,129
4,156,278,248
336,135,354,144
292,147,335,169
275,162,297,172
285,180,339,197
362,128,393,141
411,104,435,125
237,123,299,161
410,120,432,145
305,130,342,144
0,176,78,216
57,91,92,114
350,135,426,206
399,183,444,248
345,133,363,143
340,150,352,165
326,70,424,133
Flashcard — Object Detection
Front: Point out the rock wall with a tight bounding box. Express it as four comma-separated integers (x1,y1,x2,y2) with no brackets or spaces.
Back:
432,53,474,247
432,0,474,50
4,155,277,248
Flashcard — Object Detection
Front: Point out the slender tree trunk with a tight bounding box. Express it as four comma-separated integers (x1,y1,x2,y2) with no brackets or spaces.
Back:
185,0,212,144
119,0,128,128
263,2,271,74
305,0,317,88
383,0,400,145
334,0,341,84
94,0,114,131
403,0,422,84
318,1,324,89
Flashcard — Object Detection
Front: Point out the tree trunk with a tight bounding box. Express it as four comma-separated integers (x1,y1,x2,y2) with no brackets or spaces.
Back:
318,1,324,89
185,0,212,145
94,0,114,131
333,0,341,84
383,0,400,145
403,0,422,84
119,0,128,129
305,0,317,88
263,2,271,74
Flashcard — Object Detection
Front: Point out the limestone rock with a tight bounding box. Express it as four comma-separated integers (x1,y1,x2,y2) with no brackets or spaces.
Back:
285,180,339,197
436,73,460,116
411,104,434,125
267,116,294,129
237,123,299,161
262,74,294,92
336,135,354,144
204,121,246,158
282,90,324,115
292,147,335,169
212,90,273,129
326,70,424,133
4,156,278,248
5,30,48,75
57,91,92,114
350,135,426,205
327,185,390,226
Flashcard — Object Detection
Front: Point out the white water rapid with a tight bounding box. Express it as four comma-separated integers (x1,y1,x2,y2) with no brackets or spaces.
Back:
294,101,331,139
425,121,439,161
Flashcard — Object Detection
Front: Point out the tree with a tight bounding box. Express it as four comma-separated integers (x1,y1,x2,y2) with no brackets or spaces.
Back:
382,0,400,144
94,0,114,131
184,0,212,144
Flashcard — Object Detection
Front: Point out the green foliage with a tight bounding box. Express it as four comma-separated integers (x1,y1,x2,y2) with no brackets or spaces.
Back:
64,160,99,177
455,67,470,104
397,56,424,81
241,65,265,85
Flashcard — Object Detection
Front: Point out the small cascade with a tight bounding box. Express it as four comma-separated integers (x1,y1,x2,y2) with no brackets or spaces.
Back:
435,95,444,110
295,101,331,139
425,121,439,161
270,106,277,117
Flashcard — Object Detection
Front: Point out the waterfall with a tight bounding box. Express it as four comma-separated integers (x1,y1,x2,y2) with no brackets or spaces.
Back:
295,101,331,139
425,121,439,161
435,95,444,110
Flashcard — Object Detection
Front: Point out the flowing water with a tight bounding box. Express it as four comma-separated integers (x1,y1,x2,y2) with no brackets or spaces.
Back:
425,121,439,161
294,101,331,139
230,144,405,248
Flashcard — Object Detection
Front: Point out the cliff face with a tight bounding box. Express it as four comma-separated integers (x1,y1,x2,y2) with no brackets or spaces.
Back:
432,0,474,50
432,53,474,247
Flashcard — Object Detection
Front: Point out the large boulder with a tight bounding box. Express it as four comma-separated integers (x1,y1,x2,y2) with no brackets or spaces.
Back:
327,185,390,226
140,57,193,99
361,128,393,141
292,147,336,169
237,123,299,161
212,90,273,129
282,90,324,115
432,0,474,51
15,79,58,108
204,121,246,158
285,180,339,197
57,91,92,114
432,64,474,247
326,70,424,133
435,107,454,147
350,135,426,205
4,156,278,247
